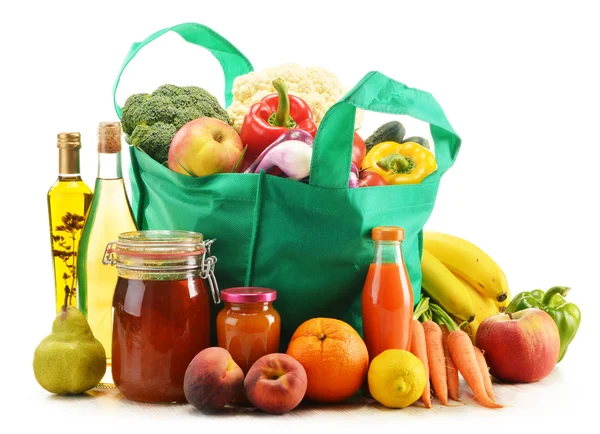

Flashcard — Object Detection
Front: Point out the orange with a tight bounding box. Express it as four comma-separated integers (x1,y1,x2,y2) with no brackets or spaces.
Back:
286,317,369,403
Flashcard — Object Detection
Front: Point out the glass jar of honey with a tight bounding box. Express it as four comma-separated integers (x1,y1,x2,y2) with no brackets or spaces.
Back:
102,230,220,403
217,287,280,376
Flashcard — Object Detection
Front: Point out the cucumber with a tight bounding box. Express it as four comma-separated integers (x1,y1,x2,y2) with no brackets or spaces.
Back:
403,136,430,150
365,121,406,153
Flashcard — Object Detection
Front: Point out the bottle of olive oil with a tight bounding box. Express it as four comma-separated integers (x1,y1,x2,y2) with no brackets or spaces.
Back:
77,121,137,387
47,132,93,313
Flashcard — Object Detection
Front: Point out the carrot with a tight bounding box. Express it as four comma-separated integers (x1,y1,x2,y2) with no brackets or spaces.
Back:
474,346,495,401
422,320,448,405
411,319,431,408
430,302,502,409
447,330,503,409
440,325,459,401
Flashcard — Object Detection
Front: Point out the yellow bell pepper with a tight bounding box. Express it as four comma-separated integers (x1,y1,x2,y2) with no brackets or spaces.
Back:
361,141,437,185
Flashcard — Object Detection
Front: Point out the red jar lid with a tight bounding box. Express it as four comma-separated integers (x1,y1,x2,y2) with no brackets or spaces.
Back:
221,287,277,303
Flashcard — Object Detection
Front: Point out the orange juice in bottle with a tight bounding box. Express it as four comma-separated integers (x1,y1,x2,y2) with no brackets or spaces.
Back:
361,226,414,361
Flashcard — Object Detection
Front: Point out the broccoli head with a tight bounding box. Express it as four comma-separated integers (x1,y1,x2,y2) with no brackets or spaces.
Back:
129,122,178,165
152,84,182,99
121,84,230,164
121,93,150,136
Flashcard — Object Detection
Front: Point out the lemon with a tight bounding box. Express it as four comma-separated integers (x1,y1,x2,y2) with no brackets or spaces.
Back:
367,349,426,409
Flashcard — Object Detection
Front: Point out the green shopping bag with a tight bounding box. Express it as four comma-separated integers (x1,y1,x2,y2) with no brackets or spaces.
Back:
112,23,461,348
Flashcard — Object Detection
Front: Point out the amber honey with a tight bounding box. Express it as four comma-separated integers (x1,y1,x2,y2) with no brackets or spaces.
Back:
217,287,280,404
104,230,219,403
112,277,210,402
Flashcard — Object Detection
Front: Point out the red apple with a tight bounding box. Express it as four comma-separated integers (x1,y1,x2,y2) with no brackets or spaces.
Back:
168,117,243,177
476,308,560,383
244,353,307,414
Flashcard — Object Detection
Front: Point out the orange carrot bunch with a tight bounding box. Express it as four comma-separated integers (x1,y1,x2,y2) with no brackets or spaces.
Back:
409,298,503,409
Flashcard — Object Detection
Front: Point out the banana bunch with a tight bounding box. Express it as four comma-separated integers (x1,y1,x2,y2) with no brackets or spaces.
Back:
420,231,511,344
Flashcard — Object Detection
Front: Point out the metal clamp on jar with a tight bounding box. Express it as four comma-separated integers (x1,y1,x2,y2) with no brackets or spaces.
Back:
102,230,220,403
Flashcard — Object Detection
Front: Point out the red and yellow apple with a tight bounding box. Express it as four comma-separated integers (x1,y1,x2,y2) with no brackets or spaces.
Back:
244,353,307,414
168,117,243,177
183,347,244,411
476,308,560,383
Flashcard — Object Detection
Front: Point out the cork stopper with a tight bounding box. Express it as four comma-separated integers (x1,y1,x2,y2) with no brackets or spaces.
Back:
98,121,122,153
57,132,81,149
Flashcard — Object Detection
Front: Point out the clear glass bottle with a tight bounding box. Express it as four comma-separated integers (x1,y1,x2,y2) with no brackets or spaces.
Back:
47,132,93,313
77,121,137,387
361,226,414,361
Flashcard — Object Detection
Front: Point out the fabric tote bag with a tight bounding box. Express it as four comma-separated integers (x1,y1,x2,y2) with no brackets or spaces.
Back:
112,23,461,347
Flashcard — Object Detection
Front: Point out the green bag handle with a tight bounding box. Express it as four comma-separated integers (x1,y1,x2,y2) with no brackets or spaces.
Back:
310,71,461,189
112,22,254,118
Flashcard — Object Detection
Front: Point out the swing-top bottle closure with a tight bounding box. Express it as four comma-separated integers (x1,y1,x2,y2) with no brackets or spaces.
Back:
102,230,220,304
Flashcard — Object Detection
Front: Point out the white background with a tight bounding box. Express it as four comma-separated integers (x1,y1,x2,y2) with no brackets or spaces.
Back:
1,0,598,432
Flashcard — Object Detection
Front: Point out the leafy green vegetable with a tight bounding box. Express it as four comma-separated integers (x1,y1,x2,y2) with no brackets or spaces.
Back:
122,84,230,164
129,123,177,165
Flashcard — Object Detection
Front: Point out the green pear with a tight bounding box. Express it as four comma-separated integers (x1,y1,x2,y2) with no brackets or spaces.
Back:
33,306,106,395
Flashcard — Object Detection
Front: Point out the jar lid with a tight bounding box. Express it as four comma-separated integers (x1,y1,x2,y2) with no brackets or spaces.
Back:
372,226,404,241
221,287,277,303
113,230,206,259
103,230,220,303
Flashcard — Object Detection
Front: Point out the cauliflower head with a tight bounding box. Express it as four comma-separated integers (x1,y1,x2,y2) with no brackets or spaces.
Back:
227,63,364,133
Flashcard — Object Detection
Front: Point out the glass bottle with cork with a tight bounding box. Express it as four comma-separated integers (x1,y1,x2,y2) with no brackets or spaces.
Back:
77,121,137,388
47,132,93,313
361,226,414,361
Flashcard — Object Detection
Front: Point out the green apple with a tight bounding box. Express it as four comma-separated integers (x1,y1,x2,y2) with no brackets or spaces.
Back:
168,117,243,177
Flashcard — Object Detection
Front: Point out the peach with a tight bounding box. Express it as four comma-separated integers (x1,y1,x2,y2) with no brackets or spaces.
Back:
168,117,243,177
183,347,244,411
476,308,560,383
244,353,307,414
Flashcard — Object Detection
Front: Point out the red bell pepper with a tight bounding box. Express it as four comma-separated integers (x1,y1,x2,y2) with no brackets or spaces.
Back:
240,78,317,164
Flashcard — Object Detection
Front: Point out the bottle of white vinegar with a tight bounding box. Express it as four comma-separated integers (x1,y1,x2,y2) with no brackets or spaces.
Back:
77,121,137,388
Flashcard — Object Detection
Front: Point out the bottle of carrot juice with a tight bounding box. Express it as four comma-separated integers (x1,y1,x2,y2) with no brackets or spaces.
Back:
361,226,414,362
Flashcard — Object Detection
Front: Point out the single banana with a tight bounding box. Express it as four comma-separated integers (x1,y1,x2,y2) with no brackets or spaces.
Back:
453,272,499,323
423,231,509,303
494,268,511,312
421,249,476,323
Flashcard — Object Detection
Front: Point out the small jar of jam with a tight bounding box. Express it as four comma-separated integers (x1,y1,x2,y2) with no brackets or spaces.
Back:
217,287,280,376
102,230,220,403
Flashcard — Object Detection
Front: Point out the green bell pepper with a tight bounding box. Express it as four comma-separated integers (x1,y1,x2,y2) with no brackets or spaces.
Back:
506,286,581,363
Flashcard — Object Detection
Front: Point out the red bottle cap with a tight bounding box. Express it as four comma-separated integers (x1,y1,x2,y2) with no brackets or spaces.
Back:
221,287,277,303
372,226,404,241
